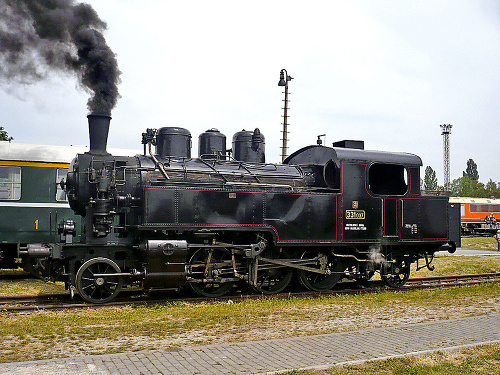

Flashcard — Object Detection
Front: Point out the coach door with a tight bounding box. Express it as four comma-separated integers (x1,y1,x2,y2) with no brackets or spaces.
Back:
367,163,409,238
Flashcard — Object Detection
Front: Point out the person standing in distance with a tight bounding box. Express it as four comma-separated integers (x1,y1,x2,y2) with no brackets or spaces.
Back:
495,230,500,251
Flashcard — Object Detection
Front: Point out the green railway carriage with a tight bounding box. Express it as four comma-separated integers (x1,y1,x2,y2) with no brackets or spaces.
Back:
0,142,139,269
0,142,86,269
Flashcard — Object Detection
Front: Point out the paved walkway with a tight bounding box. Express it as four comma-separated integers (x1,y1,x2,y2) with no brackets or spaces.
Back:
2,313,500,375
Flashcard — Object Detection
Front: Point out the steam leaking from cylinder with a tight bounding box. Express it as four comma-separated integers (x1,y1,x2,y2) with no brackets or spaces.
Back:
0,0,121,115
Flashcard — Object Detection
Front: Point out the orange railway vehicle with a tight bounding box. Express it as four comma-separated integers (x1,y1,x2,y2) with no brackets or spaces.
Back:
449,197,500,235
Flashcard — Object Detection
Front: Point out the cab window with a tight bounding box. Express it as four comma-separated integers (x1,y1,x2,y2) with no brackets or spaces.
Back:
368,163,408,196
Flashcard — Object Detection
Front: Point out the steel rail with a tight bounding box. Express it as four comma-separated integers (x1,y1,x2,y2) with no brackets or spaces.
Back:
2,273,500,313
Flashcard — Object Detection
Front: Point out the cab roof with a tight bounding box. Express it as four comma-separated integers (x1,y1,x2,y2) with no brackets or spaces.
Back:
284,145,422,167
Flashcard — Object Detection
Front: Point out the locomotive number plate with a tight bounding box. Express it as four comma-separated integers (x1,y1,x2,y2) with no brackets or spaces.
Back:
345,210,365,219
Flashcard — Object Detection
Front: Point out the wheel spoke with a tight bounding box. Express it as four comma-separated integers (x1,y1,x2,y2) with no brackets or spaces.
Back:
103,285,114,296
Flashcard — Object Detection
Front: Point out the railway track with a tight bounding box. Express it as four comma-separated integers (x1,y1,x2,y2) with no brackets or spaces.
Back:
406,272,500,285
0,272,34,280
2,272,500,313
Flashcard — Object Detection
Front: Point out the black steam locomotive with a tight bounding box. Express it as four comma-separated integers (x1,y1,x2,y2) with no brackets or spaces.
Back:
21,114,455,303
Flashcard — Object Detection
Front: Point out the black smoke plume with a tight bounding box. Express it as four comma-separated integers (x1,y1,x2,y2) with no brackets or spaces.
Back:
0,0,121,115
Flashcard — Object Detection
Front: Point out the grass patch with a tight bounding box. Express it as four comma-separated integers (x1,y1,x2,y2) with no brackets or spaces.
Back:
0,268,27,276
0,268,66,296
0,279,66,296
287,343,500,374
413,255,500,277
1,282,500,363
462,236,498,251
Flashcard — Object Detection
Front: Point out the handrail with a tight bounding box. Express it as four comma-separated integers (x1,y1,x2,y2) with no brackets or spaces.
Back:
148,142,169,180
198,158,229,182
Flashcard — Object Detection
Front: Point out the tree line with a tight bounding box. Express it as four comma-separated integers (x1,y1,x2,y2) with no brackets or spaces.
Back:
424,159,500,198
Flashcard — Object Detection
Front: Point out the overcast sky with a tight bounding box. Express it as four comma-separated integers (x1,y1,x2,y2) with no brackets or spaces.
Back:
1,0,499,184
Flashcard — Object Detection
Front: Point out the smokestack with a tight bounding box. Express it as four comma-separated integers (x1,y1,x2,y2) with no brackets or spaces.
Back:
87,113,111,155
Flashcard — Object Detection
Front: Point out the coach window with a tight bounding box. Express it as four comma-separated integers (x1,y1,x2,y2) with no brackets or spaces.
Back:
56,168,68,201
0,166,21,200
368,163,408,196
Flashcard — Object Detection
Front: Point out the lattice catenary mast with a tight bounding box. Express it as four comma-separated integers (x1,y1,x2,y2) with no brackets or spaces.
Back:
440,124,453,190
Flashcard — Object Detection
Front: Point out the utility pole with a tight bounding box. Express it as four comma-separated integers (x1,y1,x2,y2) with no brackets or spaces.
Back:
278,69,293,163
440,124,453,190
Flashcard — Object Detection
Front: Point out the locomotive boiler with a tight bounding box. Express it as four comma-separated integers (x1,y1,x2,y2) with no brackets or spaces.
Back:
21,114,456,303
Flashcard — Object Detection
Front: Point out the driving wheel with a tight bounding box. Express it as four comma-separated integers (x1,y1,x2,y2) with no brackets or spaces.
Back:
188,248,235,297
381,259,410,288
297,251,344,291
251,249,293,294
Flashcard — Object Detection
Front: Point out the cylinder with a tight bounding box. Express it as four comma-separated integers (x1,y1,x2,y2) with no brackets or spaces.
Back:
156,127,192,158
140,240,188,288
199,128,226,159
23,244,52,258
232,128,265,163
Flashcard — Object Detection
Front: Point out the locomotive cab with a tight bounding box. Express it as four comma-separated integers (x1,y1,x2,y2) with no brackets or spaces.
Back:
286,144,449,246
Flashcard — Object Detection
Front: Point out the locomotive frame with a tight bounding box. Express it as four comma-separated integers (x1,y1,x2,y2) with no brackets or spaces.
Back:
20,114,456,303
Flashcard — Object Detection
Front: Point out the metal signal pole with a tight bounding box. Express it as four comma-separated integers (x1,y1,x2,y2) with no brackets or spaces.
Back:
278,69,293,163
440,124,453,190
